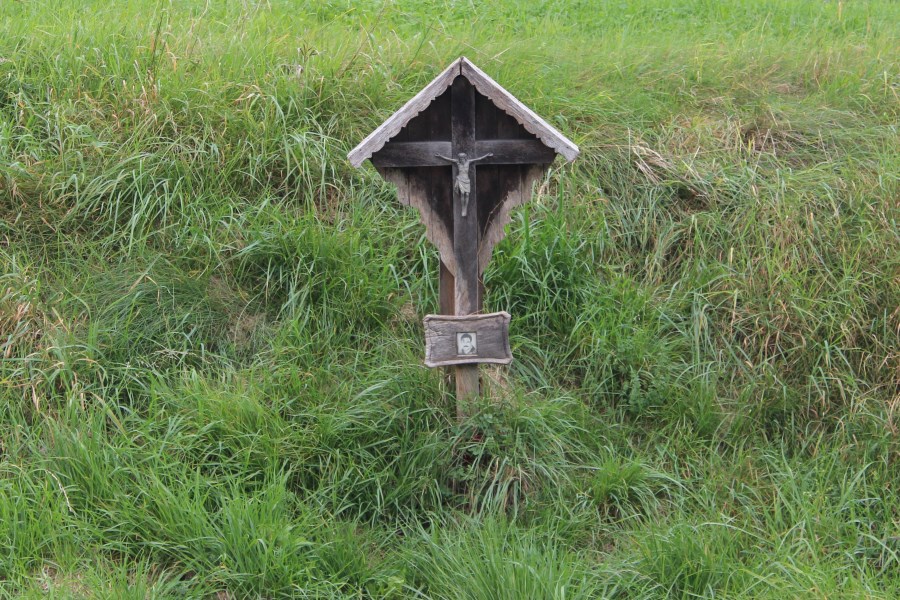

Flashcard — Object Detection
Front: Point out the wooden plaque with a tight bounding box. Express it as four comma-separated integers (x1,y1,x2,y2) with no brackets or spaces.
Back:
424,311,512,368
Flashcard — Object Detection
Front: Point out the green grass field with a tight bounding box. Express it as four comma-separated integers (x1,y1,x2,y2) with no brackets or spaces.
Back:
1,0,898,597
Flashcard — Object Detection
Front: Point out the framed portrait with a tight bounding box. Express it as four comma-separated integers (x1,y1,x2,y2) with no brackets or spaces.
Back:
456,332,477,356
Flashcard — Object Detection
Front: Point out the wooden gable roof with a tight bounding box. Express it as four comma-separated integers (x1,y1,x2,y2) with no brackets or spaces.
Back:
347,57,579,168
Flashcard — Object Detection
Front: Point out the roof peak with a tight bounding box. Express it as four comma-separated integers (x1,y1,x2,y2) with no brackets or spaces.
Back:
348,57,578,168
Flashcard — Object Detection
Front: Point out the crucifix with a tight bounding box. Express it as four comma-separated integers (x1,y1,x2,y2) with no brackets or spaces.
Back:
348,57,578,418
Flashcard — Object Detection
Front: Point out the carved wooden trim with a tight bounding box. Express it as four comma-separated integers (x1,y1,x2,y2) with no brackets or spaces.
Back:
378,167,457,277
477,165,545,274
348,59,462,167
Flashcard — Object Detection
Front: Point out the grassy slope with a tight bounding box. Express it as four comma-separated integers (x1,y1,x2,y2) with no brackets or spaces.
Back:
1,0,898,597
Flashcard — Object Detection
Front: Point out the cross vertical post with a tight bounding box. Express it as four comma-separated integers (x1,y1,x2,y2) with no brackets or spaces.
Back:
438,259,455,402
450,76,480,414
439,261,455,315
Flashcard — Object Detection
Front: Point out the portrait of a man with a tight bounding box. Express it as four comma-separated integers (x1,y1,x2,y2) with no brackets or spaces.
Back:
457,332,477,356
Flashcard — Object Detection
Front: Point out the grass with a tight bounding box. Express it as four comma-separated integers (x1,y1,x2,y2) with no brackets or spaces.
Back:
1,0,898,597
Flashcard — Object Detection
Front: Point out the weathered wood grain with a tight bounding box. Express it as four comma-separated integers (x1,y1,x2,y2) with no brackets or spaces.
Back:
371,141,452,167
439,260,455,315
377,166,457,277
476,139,556,165
424,312,512,368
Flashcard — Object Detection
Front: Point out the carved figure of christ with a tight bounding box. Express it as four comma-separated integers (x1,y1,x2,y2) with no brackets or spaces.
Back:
434,152,493,217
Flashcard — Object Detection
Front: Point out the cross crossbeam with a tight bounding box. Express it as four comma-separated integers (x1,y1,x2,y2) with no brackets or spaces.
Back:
370,139,556,168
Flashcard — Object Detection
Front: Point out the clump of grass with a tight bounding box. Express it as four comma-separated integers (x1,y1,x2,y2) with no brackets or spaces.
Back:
0,465,70,581
448,392,595,515
587,454,676,521
407,518,602,600
0,259,43,362
632,521,750,597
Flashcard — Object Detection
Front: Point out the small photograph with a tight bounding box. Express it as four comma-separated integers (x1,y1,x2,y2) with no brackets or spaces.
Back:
457,332,477,356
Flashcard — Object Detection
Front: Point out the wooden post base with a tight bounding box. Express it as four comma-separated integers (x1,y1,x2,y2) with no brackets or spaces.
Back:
455,364,479,419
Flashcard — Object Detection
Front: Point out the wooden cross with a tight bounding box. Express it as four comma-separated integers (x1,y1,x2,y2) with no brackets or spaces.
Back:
349,57,578,417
